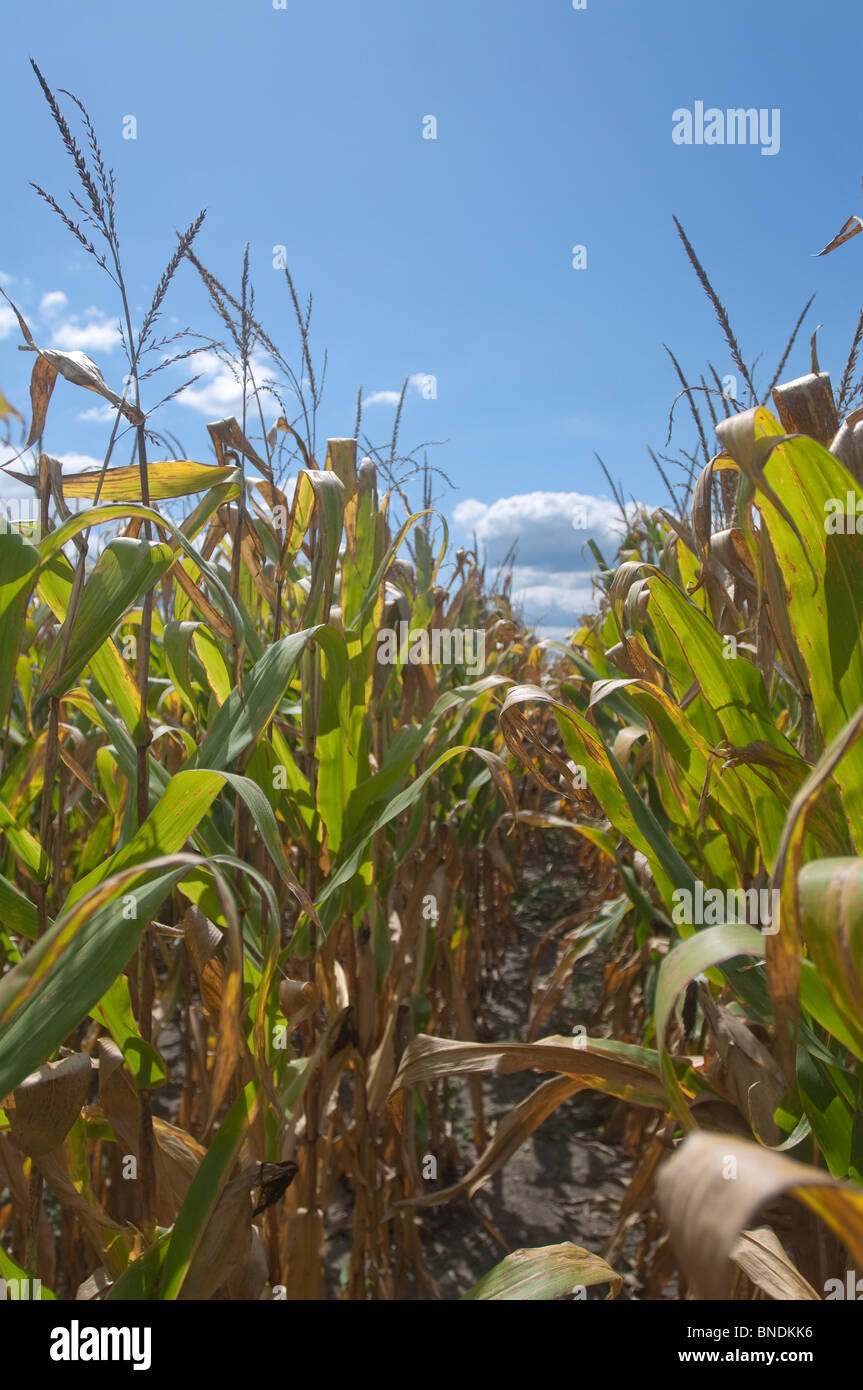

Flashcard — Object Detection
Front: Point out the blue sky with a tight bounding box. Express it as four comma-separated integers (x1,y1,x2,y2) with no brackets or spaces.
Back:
1,0,861,633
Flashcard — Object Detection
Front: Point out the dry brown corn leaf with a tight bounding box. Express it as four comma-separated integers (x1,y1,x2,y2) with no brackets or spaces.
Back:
731,1226,820,1301
7,1053,92,1157
388,1032,670,1131
656,1132,863,1299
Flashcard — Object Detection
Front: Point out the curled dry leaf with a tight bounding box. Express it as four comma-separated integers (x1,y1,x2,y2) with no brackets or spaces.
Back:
731,1226,820,1301
7,1052,92,1157
279,978,317,1025
814,214,863,257
207,416,268,471
75,1267,112,1301
771,371,838,446
388,1031,672,1135
656,1131,863,1299
179,1166,258,1301
0,288,144,456
97,1038,204,1224
181,904,225,1022
697,985,786,1145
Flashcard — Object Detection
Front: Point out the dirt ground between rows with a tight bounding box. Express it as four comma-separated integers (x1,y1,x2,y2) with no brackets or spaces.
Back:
326,852,645,1300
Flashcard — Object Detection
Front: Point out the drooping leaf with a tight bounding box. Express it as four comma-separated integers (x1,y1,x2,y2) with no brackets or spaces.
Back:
462,1243,621,1301
61,460,238,501
656,1131,863,1299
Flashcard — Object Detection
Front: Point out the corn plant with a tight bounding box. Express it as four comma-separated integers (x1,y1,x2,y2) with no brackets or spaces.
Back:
393,350,863,1298
0,68,534,1301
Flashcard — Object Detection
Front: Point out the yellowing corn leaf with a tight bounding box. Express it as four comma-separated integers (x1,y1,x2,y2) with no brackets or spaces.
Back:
61,460,238,501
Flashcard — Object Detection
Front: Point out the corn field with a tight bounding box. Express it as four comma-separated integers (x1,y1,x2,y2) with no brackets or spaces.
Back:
2,64,863,1313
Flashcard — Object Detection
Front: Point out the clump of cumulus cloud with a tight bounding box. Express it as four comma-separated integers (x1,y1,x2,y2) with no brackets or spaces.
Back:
453,489,651,636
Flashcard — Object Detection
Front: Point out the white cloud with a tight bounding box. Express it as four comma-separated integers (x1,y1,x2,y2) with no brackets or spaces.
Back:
452,488,654,634
508,567,597,631
76,404,116,423
0,292,120,354
0,272,14,287
363,389,402,407
362,373,432,408
451,497,487,530
175,351,278,417
50,311,122,353
452,490,644,569
510,568,596,610
39,290,69,318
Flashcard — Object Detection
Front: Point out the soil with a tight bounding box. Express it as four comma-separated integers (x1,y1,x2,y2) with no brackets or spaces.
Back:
325,850,643,1300
408,853,638,1301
